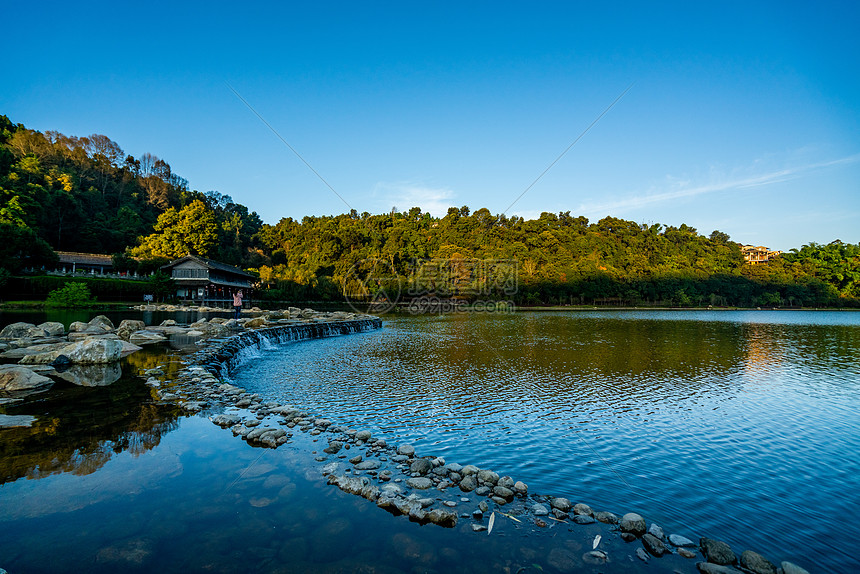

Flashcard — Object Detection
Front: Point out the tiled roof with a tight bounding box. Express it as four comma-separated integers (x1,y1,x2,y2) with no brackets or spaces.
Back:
56,251,113,266
161,255,254,278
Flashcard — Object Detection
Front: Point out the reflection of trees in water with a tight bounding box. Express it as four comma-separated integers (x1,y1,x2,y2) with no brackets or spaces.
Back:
124,347,184,377
0,351,182,484
1,404,180,483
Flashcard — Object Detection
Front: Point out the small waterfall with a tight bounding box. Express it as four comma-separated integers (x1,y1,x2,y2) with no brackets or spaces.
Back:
190,318,382,379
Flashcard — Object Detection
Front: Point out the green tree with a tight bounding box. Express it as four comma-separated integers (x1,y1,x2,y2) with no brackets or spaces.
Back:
0,222,57,272
132,199,218,259
46,283,97,308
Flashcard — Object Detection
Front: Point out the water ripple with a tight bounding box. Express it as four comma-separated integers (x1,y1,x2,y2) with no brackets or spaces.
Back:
233,311,860,571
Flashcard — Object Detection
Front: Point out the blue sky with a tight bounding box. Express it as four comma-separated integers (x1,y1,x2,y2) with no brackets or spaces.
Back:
3,1,858,250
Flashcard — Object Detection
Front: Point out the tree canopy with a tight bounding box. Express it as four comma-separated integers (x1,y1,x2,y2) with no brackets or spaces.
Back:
1,113,858,307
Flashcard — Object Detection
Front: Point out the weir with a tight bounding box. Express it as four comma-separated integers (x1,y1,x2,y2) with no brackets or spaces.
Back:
190,317,383,378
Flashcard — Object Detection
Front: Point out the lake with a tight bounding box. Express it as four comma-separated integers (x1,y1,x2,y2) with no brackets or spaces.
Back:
1,309,858,572
232,310,860,571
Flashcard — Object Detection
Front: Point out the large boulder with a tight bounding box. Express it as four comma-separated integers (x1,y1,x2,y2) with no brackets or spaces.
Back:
68,331,119,341
37,322,66,336
0,322,48,340
116,320,146,341
129,330,168,345
0,365,54,391
0,342,71,360
243,317,267,328
87,315,116,332
69,321,89,333
700,538,736,565
197,322,229,338
119,340,143,356
20,338,124,365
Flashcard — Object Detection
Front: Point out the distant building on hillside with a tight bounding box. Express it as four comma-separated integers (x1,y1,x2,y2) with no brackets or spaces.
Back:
741,245,781,264
161,255,254,306
55,251,114,274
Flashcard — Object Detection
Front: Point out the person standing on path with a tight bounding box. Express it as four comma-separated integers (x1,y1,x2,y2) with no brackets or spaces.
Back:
233,290,243,319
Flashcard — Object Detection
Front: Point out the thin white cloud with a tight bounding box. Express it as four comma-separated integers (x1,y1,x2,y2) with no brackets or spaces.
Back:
372,181,456,217
576,152,860,216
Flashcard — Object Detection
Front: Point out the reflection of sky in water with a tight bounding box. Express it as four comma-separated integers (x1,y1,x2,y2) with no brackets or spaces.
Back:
233,310,860,571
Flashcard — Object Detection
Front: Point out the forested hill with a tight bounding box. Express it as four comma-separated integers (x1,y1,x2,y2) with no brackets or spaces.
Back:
0,114,263,269
1,114,858,307
254,209,859,306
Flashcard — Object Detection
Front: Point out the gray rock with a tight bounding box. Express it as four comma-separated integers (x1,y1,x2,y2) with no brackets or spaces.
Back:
572,514,595,524
648,523,665,540
532,503,549,516
670,534,697,547
354,460,380,470
695,563,743,574
354,429,372,442
513,480,528,495
37,321,65,336
493,486,514,500
426,508,457,527
595,511,619,524
380,484,403,496
780,561,811,574
551,497,572,512
0,365,54,392
445,463,462,473
497,475,514,488
582,550,608,565
211,413,242,427
476,469,499,485
700,537,736,565
0,414,37,428
642,533,666,556
87,315,115,332
69,321,88,333
636,548,650,562
67,329,117,341
573,503,593,516
475,486,491,496
620,512,646,536
181,401,206,413
324,441,343,454
458,475,477,492
739,551,776,574
460,464,479,476
406,477,433,489
0,342,69,359
20,338,125,364
118,340,143,356
410,458,433,475
129,330,168,345
397,444,415,456
0,322,48,339
116,320,146,341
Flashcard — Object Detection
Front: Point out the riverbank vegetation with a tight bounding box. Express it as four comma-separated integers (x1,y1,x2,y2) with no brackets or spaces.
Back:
1,114,858,307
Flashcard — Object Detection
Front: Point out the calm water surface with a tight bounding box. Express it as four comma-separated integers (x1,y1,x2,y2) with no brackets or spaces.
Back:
233,310,860,571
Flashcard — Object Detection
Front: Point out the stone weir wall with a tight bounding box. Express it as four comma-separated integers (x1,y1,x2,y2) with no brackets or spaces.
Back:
191,317,383,379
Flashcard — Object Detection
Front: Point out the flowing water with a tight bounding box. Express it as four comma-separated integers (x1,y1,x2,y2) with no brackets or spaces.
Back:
2,309,858,572
231,310,860,571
